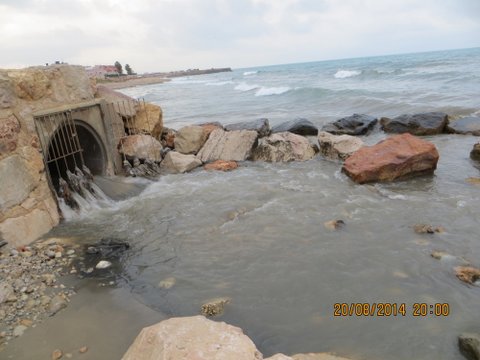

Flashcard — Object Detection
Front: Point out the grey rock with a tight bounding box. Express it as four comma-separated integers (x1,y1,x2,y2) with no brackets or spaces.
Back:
197,129,258,162
470,143,480,161
0,281,14,304
225,118,271,137
447,117,480,135
0,155,37,212
252,132,316,162
459,333,480,360
95,260,112,269
322,114,377,135
318,131,364,161
272,118,318,136
160,151,202,174
174,125,208,154
48,295,67,316
380,112,448,135
13,325,27,337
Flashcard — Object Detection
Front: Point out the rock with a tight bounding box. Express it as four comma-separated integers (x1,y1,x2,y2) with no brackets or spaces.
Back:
118,134,162,162
159,127,176,148
466,178,480,185
0,281,14,304
131,102,163,135
431,251,452,260
13,325,28,337
121,316,262,360
95,260,112,269
272,118,318,136
160,151,202,174
252,132,316,162
458,333,480,360
266,355,294,360
48,295,67,316
380,112,448,135
413,224,444,234
324,220,345,231
342,133,439,184
174,125,208,154
455,266,480,285
158,277,176,289
447,116,480,135
200,122,224,138
322,114,377,135
204,160,239,171
0,114,21,153
52,349,63,360
470,143,480,161
0,155,37,211
79,346,88,354
318,131,364,161
201,297,231,317
197,129,258,162
225,118,271,137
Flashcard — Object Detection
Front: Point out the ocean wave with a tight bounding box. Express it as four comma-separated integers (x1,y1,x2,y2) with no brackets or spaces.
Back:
234,82,260,92
255,86,291,96
206,81,234,86
243,71,258,76
334,70,361,79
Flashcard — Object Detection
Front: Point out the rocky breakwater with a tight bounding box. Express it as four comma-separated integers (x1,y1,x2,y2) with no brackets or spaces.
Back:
122,316,353,360
0,65,97,247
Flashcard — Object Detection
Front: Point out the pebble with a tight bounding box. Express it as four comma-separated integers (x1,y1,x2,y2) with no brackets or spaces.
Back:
158,277,176,289
48,295,68,316
79,346,88,353
13,325,27,337
324,219,346,231
52,349,63,360
95,260,112,269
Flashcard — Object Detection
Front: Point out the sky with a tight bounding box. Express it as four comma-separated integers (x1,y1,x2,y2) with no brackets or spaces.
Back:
0,0,479,73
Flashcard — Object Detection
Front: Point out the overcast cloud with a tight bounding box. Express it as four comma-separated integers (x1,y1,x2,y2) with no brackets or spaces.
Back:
0,0,478,72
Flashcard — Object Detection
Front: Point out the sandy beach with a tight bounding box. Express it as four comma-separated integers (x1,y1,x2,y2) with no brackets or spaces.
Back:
99,75,170,90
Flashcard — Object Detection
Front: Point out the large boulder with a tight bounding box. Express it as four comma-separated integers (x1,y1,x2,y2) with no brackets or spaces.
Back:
447,116,480,135
118,135,162,162
160,151,202,174
380,112,448,135
458,333,480,360
130,102,163,135
342,133,439,183
272,118,318,136
121,316,262,360
0,155,37,211
318,131,364,161
197,129,258,162
95,85,136,117
252,132,316,162
225,118,271,137
174,125,208,154
471,143,480,161
322,114,377,136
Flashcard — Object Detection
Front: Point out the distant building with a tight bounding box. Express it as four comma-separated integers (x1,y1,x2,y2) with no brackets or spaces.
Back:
85,65,119,79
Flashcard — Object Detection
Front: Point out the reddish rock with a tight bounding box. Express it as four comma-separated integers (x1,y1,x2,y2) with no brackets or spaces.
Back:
204,160,238,171
455,266,480,285
342,133,439,184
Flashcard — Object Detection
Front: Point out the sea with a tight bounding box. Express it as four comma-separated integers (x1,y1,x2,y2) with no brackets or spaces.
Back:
5,48,480,360
121,47,480,129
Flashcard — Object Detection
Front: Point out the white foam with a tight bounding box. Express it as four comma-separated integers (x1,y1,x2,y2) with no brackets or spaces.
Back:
255,86,290,96
243,71,258,76
334,70,361,79
206,81,234,86
234,82,260,92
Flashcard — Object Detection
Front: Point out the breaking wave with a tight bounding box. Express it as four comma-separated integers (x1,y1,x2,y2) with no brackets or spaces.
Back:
255,86,291,96
234,82,260,92
243,71,258,76
334,70,361,79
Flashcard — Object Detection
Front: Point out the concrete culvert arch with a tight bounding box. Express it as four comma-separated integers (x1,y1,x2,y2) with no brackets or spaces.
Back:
47,120,107,190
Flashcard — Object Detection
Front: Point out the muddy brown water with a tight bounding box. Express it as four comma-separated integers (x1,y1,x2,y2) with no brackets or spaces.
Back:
3,134,480,360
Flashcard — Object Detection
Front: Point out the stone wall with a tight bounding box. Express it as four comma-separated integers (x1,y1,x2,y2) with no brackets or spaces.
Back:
0,65,97,247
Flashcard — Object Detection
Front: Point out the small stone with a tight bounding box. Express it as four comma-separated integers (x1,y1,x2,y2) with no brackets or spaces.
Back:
95,260,112,269
455,266,480,285
52,349,63,360
55,252,62,258
413,224,444,234
48,295,67,316
79,346,88,354
324,220,345,231
45,250,56,259
13,325,27,337
65,353,73,359
42,274,56,286
158,277,176,289
20,319,33,327
431,251,453,260
20,251,33,258
40,295,51,306
0,281,14,304
66,250,75,255
200,297,231,317
10,249,19,257
85,267,94,274
458,333,480,360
